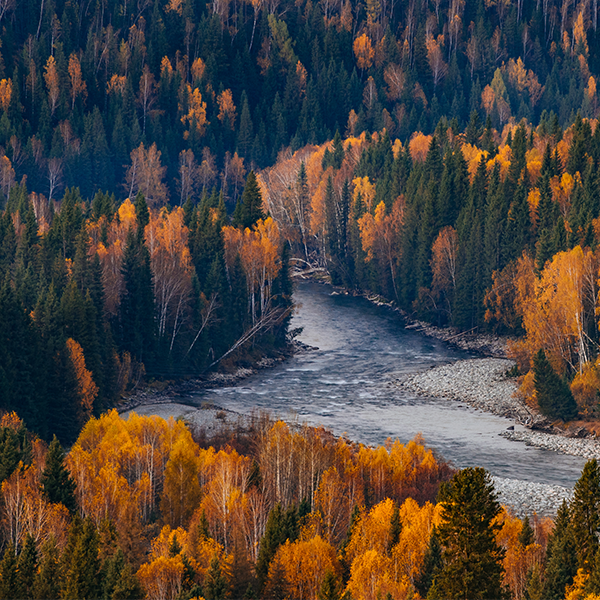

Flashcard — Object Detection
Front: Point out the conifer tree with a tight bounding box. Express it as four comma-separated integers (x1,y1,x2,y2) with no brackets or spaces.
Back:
318,568,341,600
33,538,60,600
543,500,577,600
205,555,228,600
571,459,600,571
414,528,442,598
237,171,265,230
433,467,507,600
17,534,38,598
0,544,19,600
533,349,578,421
41,434,77,511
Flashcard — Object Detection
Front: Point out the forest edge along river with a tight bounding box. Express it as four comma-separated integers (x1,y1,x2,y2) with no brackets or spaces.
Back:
129,281,590,515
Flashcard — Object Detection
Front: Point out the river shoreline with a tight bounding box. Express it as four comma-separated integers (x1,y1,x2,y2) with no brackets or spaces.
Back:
119,280,597,517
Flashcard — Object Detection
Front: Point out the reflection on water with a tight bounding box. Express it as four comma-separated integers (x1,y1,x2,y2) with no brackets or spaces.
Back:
186,281,586,487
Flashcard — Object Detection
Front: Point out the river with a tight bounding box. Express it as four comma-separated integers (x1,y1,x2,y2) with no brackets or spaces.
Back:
184,281,586,488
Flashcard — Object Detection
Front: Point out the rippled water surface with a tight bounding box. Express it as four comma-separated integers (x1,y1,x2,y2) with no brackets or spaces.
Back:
186,281,586,487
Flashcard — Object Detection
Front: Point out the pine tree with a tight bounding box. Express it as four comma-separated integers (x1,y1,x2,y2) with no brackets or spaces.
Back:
0,544,20,600
238,171,265,230
318,568,341,600
17,535,38,597
524,562,544,600
571,459,600,571
519,516,535,547
33,538,60,600
544,500,577,600
433,467,507,600
42,434,77,511
533,349,578,421
205,554,228,600
62,518,101,600
414,528,442,598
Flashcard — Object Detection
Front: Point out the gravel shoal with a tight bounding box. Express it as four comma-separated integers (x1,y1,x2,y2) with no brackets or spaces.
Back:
492,477,572,518
501,429,600,460
394,358,531,422
394,357,600,516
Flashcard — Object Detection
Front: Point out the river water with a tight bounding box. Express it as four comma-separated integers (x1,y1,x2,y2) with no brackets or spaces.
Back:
185,281,586,488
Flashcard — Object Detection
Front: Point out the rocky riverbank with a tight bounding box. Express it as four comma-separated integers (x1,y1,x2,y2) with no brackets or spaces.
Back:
393,356,600,516
492,476,572,518
393,358,532,423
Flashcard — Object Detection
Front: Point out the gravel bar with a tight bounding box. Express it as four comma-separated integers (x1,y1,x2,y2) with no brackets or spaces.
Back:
394,358,531,422
492,476,573,518
394,357,600,516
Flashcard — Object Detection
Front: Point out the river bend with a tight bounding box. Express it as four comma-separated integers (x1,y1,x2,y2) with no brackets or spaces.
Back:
185,281,586,488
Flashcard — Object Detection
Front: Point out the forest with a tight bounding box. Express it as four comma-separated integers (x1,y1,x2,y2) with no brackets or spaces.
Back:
4,0,600,597
2,408,600,600
0,0,599,426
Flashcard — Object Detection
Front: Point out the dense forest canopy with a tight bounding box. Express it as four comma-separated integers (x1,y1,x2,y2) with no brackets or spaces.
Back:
0,410,586,600
3,0,600,598
0,0,597,203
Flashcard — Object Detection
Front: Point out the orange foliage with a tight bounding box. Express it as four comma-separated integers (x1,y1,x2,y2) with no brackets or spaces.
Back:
43,56,60,115
267,535,340,598
408,133,433,163
0,78,12,111
66,337,98,424
507,247,599,376
358,198,405,298
352,176,376,213
496,510,542,600
67,411,201,548
191,57,206,83
68,53,87,109
426,35,447,88
181,85,208,138
431,226,458,299
201,448,251,552
570,357,600,415
144,207,193,339
1,458,70,553
137,555,185,600
354,33,374,70
160,432,203,528
217,89,236,129
551,172,576,217
223,217,282,323
125,142,169,206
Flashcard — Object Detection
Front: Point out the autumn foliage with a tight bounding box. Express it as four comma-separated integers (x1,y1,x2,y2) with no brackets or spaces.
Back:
1,410,592,600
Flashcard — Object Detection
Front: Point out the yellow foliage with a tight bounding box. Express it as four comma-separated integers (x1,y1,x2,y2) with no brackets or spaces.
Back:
118,198,137,229
409,133,432,163
267,535,339,599
527,188,541,228
0,78,12,111
181,86,208,137
66,338,98,423
571,358,600,414
137,555,185,600
191,57,206,82
346,548,411,600
353,176,376,213
565,568,590,600
354,33,375,70
486,143,512,180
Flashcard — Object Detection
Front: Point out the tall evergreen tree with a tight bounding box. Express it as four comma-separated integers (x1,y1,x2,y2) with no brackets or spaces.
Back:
41,435,77,512
432,467,507,600
544,500,578,600
571,459,600,571
533,349,578,421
